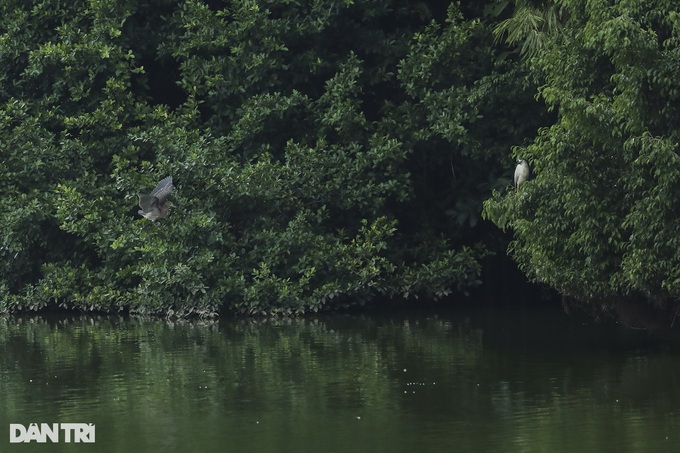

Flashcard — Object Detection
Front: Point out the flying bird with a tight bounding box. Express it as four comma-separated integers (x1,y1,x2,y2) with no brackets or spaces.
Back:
514,159,530,191
138,176,174,221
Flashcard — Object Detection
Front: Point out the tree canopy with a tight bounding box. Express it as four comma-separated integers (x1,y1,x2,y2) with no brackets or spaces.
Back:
485,0,680,312
9,0,674,319
0,0,544,316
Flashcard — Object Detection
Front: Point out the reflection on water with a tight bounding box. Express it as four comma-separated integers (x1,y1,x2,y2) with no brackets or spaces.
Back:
0,305,679,452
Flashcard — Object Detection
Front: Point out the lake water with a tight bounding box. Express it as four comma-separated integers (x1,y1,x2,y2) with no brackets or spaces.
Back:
1,303,679,452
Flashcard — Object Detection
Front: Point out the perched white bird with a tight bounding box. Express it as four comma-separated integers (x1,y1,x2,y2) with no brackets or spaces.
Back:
514,159,530,191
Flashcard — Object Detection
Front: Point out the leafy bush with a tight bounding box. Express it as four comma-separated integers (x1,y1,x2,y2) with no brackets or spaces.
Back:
0,0,540,316
484,0,680,307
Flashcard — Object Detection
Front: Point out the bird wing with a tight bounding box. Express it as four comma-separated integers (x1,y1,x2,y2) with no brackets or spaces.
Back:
138,193,160,212
149,176,173,202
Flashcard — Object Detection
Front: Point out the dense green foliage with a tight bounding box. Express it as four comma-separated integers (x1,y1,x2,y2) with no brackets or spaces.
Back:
485,0,680,309
12,0,676,317
0,0,542,316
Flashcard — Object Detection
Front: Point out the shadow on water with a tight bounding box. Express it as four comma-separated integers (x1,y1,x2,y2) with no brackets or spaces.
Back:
1,302,679,453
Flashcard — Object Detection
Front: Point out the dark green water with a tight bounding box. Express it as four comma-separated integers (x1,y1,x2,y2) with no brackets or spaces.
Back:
1,304,679,452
